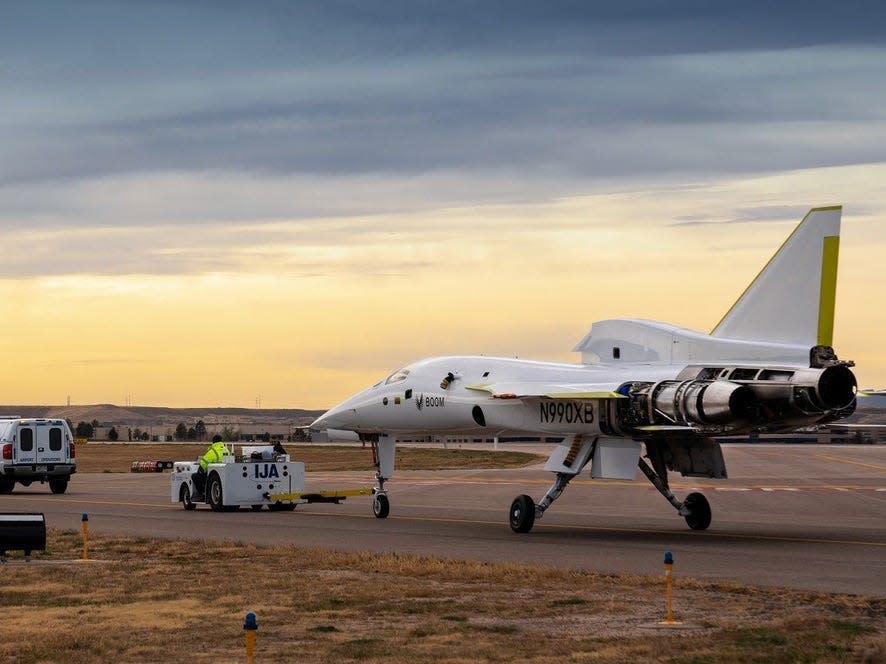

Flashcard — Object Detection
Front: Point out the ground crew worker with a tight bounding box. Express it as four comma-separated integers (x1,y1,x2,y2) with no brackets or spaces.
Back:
200,438,228,470
193,437,229,496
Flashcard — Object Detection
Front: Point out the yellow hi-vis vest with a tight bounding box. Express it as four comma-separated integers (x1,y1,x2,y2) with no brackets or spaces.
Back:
199,442,228,472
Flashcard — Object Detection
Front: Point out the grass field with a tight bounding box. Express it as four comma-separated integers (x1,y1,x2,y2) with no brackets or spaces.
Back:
74,443,544,473
0,531,883,663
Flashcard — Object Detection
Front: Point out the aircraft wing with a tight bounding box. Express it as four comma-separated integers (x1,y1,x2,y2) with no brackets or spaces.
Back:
465,382,627,400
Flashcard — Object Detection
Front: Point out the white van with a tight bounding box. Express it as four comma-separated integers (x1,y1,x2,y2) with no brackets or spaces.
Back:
0,418,76,494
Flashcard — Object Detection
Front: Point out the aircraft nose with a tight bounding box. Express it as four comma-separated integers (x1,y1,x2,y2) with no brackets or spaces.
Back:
311,403,355,431
312,389,370,431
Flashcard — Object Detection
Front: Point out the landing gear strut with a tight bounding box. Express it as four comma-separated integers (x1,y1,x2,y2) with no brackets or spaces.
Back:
637,456,712,530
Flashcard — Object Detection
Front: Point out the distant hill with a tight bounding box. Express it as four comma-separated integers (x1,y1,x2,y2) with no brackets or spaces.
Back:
0,404,324,426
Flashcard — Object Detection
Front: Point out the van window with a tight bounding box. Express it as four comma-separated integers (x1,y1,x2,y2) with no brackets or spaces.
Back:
49,428,62,451
20,428,33,451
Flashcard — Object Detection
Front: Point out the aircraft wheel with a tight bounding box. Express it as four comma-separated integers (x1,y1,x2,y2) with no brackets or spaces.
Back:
509,494,536,533
372,493,390,519
49,478,69,494
180,484,197,511
683,492,711,530
207,474,225,512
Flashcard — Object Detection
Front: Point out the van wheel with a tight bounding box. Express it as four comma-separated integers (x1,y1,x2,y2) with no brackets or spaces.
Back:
49,478,69,494
0,477,14,494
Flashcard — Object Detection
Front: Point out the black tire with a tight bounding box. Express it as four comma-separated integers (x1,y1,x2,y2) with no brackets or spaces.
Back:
250,504,263,512
269,502,296,512
372,493,390,519
0,477,14,494
180,484,197,511
509,494,536,533
207,474,225,512
683,492,712,531
49,478,68,495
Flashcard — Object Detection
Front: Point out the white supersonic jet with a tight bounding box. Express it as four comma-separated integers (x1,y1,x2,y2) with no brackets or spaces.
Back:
312,206,857,532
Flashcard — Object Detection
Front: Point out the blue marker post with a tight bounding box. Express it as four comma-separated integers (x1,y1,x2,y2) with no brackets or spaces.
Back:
244,611,258,664
81,514,89,561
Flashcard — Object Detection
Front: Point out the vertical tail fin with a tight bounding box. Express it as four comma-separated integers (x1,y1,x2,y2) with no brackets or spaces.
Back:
711,206,842,347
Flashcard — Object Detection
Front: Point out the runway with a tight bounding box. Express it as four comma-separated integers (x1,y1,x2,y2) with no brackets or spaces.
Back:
4,444,885,596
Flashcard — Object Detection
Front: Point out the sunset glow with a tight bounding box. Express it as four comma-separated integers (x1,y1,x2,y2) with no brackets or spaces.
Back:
2,5,884,408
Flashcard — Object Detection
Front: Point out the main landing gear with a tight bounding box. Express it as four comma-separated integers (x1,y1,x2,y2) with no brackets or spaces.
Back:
636,456,712,531
508,451,712,533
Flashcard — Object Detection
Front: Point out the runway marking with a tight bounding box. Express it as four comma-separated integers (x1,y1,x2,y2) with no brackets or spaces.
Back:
530,523,886,548
813,453,886,472
362,513,886,548
389,478,886,493
12,496,174,510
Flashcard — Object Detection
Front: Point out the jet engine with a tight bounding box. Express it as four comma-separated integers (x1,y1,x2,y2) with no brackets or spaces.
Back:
610,363,857,434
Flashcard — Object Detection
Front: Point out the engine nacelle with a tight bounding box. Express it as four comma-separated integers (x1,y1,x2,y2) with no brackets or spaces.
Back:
650,380,756,425
794,364,857,411
613,363,857,434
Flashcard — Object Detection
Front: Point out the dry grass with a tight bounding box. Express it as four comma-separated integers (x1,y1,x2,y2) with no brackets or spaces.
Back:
74,443,543,473
0,531,883,663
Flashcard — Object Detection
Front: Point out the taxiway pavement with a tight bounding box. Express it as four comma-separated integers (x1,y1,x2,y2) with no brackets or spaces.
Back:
4,444,885,596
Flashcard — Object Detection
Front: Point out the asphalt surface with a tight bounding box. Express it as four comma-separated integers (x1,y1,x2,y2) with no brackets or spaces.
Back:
3,444,885,596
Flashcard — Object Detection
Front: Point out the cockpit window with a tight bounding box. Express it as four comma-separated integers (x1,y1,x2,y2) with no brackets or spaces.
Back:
385,368,410,385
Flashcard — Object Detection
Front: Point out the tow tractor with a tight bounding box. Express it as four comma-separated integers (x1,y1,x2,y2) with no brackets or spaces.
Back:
171,444,372,512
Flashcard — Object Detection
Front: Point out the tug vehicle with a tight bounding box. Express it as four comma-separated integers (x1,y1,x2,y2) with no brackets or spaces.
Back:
171,444,370,512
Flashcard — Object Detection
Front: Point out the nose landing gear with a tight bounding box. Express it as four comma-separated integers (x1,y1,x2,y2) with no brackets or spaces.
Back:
365,434,395,519
372,492,390,519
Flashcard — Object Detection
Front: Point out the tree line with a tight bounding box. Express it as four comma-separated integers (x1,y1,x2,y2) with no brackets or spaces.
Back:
71,419,209,441
70,420,310,442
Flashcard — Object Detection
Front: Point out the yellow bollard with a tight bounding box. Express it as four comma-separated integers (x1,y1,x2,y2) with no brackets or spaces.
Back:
659,550,683,625
244,611,257,664
81,513,89,561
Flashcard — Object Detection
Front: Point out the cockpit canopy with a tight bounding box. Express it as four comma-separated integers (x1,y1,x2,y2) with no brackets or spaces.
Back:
384,368,410,385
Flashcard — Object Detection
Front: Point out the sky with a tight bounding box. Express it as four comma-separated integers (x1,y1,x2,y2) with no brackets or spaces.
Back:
2,1,885,409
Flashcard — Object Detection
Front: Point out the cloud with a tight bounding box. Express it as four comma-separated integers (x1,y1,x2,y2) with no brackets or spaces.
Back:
1,2,885,282
3,2,886,194
672,205,810,226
